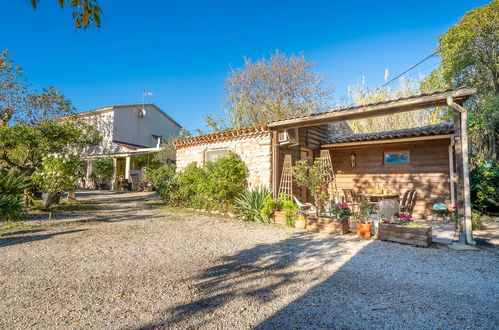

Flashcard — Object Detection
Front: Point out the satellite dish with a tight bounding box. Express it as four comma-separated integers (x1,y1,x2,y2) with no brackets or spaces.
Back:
139,108,146,118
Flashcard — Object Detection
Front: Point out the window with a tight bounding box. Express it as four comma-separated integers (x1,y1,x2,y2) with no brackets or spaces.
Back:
384,151,410,165
204,148,229,164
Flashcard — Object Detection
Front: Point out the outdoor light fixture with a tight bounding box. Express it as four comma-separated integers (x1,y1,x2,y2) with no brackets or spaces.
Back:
350,152,356,167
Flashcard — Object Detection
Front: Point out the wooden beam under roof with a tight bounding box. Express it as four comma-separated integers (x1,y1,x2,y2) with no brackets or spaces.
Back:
267,87,476,129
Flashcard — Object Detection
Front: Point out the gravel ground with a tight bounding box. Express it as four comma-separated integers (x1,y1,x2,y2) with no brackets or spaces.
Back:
0,192,498,329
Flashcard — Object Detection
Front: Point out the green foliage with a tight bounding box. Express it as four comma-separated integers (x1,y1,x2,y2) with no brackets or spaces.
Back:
437,1,498,95
148,164,177,204
0,170,32,197
0,195,25,221
292,158,331,213
329,202,352,220
260,196,299,226
33,154,81,193
93,158,114,182
470,160,499,213
234,186,271,222
0,50,26,126
153,153,249,212
30,0,102,29
203,152,249,205
0,121,100,174
471,210,484,230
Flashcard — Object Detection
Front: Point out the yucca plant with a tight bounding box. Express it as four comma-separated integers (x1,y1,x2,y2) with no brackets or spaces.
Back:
0,170,32,197
0,195,25,221
235,186,271,223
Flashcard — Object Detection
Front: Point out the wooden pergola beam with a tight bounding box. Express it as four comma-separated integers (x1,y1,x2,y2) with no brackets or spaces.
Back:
268,88,476,129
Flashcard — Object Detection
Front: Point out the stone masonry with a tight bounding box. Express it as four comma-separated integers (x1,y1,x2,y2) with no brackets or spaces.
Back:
175,134,273,188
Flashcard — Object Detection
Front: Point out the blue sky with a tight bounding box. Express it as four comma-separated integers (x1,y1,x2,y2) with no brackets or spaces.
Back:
0,0,488,132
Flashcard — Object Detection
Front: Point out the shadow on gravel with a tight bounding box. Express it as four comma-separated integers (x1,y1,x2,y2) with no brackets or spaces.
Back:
137,232,496,330
137,232,356,329
0,229,87,248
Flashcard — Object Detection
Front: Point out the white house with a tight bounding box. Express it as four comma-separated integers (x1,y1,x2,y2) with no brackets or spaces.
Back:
60,103,182,189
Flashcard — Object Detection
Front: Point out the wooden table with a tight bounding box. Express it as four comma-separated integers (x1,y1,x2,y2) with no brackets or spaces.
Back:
359,193,399,203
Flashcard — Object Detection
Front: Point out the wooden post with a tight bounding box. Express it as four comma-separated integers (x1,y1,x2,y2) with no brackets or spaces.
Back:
453,109,465,240
272,131,279,198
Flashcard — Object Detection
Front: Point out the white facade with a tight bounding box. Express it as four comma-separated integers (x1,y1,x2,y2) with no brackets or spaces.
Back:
73,103,181,156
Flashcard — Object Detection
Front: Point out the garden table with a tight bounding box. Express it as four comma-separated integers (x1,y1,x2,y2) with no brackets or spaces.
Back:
358,193,399,203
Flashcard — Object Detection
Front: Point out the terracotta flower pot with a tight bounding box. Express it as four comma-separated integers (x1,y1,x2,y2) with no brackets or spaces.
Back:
357,222,372,239
295,214,307,229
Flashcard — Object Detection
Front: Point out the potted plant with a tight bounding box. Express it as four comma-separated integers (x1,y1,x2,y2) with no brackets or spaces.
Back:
295,211,307,229
379,215,432,247
355,199,378,239
261,196,299,226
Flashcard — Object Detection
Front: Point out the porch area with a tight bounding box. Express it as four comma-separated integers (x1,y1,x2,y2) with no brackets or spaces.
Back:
269,87,476,244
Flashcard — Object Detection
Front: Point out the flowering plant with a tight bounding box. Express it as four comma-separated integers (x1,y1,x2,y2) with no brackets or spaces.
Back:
330,202,352,220
452,205,458,221
399,214,413,225
33,153,81,193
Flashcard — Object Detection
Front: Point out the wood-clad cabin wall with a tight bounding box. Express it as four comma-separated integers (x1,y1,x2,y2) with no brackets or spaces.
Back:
328,138,452,219
277,125,329,202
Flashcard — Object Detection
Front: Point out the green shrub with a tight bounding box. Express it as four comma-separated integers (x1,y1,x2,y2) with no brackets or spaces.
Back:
173,162,209,209
260,196,299,226
147,164,177,204
93,158,114,183
470,160,498,213
472,210,484,230
203,152,249,207
235,186,271,222
0,195,25,222
0,170,32,197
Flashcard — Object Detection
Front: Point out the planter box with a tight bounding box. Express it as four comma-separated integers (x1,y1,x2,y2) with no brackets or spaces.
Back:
273,211,287,226
379,223,432,247
307,216,349,235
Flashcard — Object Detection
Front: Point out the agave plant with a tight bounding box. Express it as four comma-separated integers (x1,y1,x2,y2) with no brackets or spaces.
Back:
0,170,32,197
235,186,271,223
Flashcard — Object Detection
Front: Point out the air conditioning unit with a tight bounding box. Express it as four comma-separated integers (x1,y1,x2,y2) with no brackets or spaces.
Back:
277,128,299,145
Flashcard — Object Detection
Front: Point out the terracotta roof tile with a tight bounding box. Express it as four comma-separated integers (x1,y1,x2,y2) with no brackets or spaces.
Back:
326,122,454,144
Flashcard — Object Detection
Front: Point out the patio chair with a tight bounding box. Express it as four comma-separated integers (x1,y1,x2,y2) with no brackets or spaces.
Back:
293,195,316,215
400,190,417,217
378,199,400,221
342,188,360,213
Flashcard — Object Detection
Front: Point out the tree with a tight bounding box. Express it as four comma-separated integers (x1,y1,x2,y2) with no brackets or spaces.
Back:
18,86,75,126
437,1,498,95
0,50,27,126
345,77,440,134
29,0,102,29
0,121,100,174
154,128,191,163
422,1,499,163
205,51,333,131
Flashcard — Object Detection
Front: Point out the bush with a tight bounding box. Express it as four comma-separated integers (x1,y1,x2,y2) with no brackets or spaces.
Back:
0,195,25,221
260,196,299,226
0,170,32,197
235,186,271,222
203,152,249,207
93,158,114,183
470,160,498,213
148,164,177,204
151,152,249,212
472,210,484,230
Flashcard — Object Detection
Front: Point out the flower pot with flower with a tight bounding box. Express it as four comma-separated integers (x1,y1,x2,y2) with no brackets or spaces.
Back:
355,199,379,239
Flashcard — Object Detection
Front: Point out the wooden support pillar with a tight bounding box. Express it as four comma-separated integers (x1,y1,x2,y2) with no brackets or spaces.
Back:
272,131,280,198
453,109,465,240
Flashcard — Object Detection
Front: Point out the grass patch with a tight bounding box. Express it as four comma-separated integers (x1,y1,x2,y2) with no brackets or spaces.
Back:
0,221,25,233
30,200,98,213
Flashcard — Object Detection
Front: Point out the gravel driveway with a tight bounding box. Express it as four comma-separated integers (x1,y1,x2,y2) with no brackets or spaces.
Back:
0,192,497,329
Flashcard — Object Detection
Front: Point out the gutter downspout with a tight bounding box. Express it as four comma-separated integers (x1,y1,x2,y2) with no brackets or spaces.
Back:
447,96,474,245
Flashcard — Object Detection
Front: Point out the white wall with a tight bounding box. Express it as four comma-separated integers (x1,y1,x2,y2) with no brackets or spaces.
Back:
79,111,118,156
113,104,181,147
